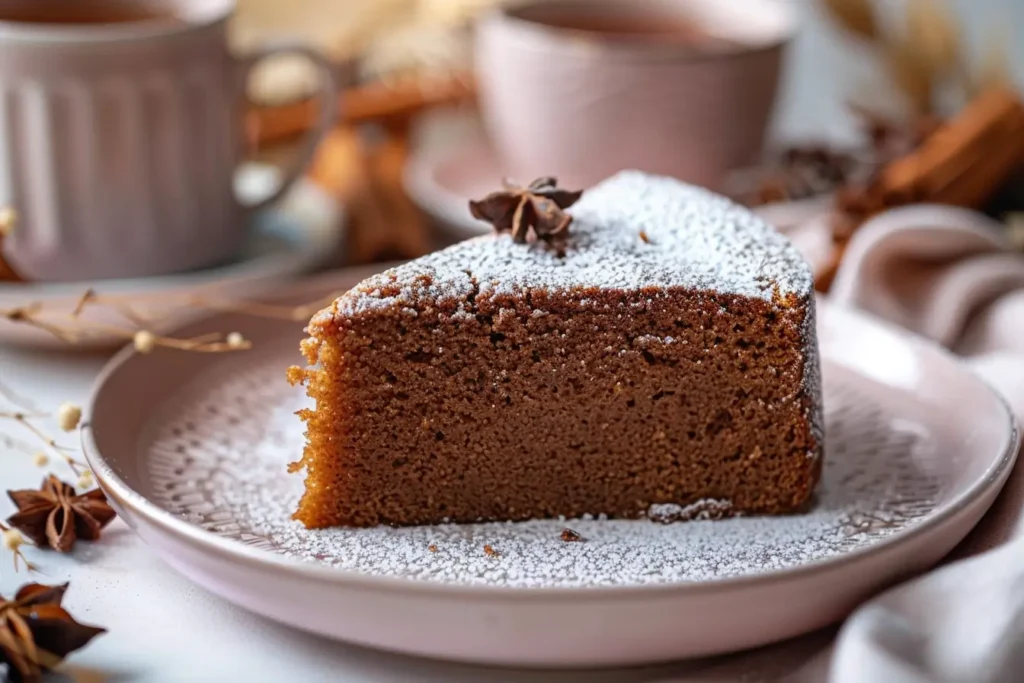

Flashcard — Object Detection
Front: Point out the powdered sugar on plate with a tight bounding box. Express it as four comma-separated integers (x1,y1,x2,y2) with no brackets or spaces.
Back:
145,347,942,589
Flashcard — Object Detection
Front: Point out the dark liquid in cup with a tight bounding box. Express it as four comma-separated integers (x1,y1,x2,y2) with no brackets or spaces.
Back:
524,9,734,48
0,1,180,25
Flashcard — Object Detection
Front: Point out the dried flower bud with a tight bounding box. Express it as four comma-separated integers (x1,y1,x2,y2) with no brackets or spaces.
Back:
32,452,49,467
226,332,246,349
76,471,94,491
2,528,24,551
134,330,157,354
0,206,17,236
57,403,82,432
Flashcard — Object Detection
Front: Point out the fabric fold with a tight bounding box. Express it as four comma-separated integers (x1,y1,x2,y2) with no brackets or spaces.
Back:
804,205,1024,683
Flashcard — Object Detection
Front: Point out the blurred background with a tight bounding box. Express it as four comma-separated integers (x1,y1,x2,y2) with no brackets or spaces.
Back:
233,0,1023,141
229,0,1024,285
5,0,1024,302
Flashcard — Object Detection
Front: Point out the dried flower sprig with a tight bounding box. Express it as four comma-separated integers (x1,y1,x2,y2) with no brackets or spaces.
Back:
1,201,343,346
0,271,351,478
0,523,35,573
0,385,86,476
1,286,349,352
186,293,343,322
1,383,111,570
2,300,254,353
821,0,1012,119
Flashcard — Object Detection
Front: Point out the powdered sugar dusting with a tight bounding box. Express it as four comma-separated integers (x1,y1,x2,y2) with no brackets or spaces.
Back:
145,346,943,589
333,171,812,318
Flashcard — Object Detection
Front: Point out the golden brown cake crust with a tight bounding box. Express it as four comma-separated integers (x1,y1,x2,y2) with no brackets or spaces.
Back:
290,172,824,529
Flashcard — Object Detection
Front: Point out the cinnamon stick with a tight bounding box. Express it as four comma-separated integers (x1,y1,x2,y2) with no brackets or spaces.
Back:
879,87,1024,209
820,87,1024,293
249,74,476,148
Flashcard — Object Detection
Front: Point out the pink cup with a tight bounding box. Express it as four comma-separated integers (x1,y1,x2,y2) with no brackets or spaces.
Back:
475,0,796,190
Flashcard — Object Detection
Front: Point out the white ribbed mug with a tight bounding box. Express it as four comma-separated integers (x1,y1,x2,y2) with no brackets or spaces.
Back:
0,0,338,282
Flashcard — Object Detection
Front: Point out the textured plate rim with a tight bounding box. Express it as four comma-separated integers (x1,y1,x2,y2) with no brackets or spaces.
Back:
82,300,1021,599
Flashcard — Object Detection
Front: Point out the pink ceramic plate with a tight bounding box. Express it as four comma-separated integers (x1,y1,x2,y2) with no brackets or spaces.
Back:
83,271,1019,667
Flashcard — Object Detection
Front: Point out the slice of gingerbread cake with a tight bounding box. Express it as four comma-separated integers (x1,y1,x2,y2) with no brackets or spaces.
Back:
290,171,823,529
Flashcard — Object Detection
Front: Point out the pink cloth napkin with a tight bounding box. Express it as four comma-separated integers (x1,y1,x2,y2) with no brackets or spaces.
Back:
657,204,1024,683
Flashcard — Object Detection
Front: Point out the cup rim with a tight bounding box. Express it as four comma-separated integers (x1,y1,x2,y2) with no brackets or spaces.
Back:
484,0,798,63
0,0,234,43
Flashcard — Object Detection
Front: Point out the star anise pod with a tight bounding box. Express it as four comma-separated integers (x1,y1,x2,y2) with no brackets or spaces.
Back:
469,177,583,245
0,583,105,683
6,476,116,553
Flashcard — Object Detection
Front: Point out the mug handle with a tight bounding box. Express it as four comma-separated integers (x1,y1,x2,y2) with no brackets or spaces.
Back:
236,43,339,214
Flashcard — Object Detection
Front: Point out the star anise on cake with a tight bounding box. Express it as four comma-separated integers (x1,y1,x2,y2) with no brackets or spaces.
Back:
6,476,116,553
469,177,583,244
0,583,106,683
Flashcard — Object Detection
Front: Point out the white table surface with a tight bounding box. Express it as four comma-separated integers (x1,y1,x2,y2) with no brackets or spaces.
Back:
0,349,717,683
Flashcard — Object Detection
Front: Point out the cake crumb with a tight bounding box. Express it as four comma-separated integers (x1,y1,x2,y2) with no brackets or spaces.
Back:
560,528,584,542
285,366,306,386
483,544,499,557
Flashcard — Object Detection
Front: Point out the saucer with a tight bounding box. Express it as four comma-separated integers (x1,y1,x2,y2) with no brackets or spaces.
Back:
0,163,344,349
83,270,1018,667
404,133,508,242
404,136,835,276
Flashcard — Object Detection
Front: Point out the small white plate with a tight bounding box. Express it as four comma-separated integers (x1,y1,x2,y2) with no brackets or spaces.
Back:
0,163,344,349
83,272,1018,668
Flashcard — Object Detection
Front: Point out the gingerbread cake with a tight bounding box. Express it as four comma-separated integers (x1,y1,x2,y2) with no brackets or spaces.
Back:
290,171,823,529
